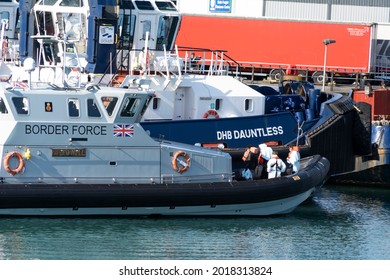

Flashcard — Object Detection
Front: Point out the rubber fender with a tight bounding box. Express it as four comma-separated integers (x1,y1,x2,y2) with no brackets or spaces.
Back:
352,102,372,156
328,95,354,115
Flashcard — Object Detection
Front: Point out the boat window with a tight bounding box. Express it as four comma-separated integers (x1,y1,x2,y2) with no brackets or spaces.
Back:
155,1,177,11
60,0,84,7
87,99,101,118
0,13,10,30
12,97,29,115
58,13,87,42
138,95,153,122
101,97,118,116
42,41,61,65
15,9,20,35
119,0,135,9
118,14,136,49
38,0,57,5
35,11,55,36
68,98,80,117
244,99,253,112
0,97,8,114
120,97,141,118
135,1,154,10
141,20,152,41
152,97,160,110
215,99,222,110
156,16,179,50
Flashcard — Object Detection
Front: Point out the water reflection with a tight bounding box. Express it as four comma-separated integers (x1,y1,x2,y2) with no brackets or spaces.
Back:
0,185,389,260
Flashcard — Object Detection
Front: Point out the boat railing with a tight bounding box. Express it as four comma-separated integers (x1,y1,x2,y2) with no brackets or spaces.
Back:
177,46,242,78
153,44,183,80
95,46,182,87
145,45,239,79
0,38,19,63
7,36,86,88
97,45,244,88
375,55,390,78
132,45,241,79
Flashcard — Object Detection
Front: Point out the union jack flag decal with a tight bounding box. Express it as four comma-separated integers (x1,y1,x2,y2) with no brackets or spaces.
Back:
13,82,28,89
113,124,134,137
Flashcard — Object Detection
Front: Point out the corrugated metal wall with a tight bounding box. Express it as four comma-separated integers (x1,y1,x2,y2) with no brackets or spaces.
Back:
331,4,390,22
177,0,390,23
265,1,328,20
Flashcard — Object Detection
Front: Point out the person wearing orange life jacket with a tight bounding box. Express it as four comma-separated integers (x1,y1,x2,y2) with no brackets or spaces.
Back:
267,151,286,179
242,145,259,170
287,146,301,174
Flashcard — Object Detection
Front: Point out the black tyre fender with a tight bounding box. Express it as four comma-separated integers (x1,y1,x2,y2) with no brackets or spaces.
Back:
353,102,372,156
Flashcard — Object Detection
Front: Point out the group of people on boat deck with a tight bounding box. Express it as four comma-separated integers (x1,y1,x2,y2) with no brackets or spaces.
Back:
241,143,301,180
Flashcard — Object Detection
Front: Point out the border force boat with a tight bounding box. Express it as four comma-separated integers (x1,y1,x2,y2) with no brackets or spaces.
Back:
0,47,330,216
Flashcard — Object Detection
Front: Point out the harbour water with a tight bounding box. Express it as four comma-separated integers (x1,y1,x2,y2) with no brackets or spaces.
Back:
0,184,389,260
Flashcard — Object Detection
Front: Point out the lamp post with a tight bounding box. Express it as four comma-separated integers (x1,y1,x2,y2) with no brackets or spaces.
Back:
322,39,336,92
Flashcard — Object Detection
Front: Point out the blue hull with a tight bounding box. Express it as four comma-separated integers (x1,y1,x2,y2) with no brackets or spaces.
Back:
143,95,372,177
142,111,316,148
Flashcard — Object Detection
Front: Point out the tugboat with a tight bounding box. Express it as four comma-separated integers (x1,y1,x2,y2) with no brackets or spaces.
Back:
13,0,369,178
0,39,330,216
328,83,390,187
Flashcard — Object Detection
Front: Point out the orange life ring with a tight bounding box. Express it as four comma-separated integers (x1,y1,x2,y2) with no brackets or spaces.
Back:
171,151,191,174
3,151,25,176
203,109,219,119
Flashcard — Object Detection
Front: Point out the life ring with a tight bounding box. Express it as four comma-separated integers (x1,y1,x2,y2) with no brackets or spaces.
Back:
203,109,219,119
171,151,191,174
3,151,25,175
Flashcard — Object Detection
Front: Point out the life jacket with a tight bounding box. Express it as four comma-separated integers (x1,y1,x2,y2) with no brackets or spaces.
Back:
258,153,264,165
270,159,281,170
242,147,259,162
242,148,251,162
